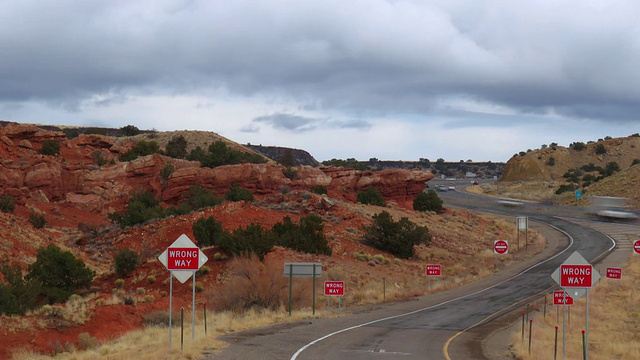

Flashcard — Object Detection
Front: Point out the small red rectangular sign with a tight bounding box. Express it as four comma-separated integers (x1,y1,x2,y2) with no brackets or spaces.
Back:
425,264,442,276
324,281,344,296
553,291,574,305
560,264,593,288
606,267,622,279
167,247,200,270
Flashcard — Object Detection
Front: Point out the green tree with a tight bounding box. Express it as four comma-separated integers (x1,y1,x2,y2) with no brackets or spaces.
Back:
216,223,276,260
357,187,386,206
119,125,140,137
114,249,140,278
272,215,332,255
413,190,443,212
0,260,40,315
165,135,188,159
26,245,95,304
29,212,46,229
41,140,61,155
363,211,431,259
225,182,254,202
0,193,16,213
192,216,225,247
310,185,327,195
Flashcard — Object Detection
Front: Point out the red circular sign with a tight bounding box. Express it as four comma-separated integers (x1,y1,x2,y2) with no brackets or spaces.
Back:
494,240,508,254
634,240,640,254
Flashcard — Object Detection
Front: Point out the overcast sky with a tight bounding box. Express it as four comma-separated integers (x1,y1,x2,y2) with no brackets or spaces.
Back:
2,1,640,162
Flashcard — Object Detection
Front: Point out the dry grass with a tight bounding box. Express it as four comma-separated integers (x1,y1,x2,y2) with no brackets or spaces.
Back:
512,258,640,359
10,308,321,360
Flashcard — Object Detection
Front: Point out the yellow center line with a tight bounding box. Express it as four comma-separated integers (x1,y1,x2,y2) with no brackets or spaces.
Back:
443,286,555,360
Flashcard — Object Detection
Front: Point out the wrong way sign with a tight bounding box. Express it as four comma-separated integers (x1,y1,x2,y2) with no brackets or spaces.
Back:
158,234,208,283
553,291,574,306
324,281,344,296
551,251,600,293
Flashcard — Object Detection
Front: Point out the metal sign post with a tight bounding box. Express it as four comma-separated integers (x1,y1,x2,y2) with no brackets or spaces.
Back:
158,234,208,348
284,262,322,316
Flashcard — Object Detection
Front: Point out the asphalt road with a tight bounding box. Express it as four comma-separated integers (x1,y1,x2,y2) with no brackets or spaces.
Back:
207,186,628,360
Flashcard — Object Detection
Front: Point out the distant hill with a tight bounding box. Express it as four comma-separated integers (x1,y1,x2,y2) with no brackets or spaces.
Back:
494,134,640,206
244,144,320,166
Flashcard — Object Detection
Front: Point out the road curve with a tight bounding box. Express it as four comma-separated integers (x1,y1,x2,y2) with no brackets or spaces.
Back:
207,189,620,360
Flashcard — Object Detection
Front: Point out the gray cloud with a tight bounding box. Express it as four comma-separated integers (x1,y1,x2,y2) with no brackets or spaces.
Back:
3,1,640,161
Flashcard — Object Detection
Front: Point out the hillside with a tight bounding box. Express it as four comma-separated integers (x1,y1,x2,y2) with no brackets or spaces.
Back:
0,121,539,358
484,134,640,206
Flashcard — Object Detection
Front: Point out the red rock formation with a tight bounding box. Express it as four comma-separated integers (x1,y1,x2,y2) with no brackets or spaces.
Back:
0,124,434,213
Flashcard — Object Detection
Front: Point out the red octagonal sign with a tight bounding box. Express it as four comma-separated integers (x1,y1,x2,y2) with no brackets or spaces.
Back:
494,240,508,255
634,240,640,254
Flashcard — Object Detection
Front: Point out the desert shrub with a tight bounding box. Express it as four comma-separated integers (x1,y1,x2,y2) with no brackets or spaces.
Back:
146,275,156,284
118,140,161,162
594,143,607,155
29,212,47,229
225,182,254,202
114,279,125,288
63,128,80,139
0,193,16,213
91,150,107,166
213,252,228,261
26,245,95,305
272,215,332,255
160,163,175,180
165,135,188,159
363,211,431,259
0,260,40,315
282,167,298,180
216,223,276,260
77,333,98,350
605,161,620,175
192,216,225,247
114,249,140,278
321,158,365,170
41,140,61,155
108,191,166,227
357,187,386,206
413,190,443,213
206,255,297,311
555,183,577,195
143,295,155,302
310,185,327,195
195,282,204,293
136,287,145,295
193,141,267,168
632,159,640,166
118,125,140,137
546,157,555,166
123,296,135,306
196,265,211,276
570,142,586,150
142,311,179,327
183,185,222,211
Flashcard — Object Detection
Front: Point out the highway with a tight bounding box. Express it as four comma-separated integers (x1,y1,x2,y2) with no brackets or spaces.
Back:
208,184,631,360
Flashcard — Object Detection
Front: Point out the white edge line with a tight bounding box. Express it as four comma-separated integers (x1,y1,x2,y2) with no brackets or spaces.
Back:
291,220,574,360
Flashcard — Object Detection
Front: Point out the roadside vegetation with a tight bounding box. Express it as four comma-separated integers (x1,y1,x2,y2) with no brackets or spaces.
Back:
512,257,640,359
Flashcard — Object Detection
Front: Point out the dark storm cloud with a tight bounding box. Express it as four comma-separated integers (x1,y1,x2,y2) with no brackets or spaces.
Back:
3,0,640,124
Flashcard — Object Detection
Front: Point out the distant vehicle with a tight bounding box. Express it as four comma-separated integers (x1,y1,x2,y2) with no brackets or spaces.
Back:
436,184,448,192
590,196,638,221
448,185,456,191
473,181,479,185
496,199,524,207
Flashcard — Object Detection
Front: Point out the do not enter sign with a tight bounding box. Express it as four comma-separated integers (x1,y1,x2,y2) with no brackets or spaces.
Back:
494,240,508,255
634,240,640,254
